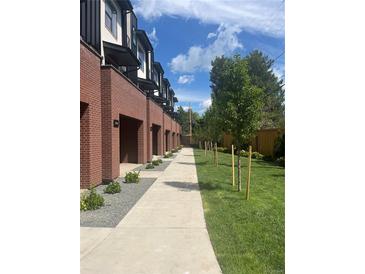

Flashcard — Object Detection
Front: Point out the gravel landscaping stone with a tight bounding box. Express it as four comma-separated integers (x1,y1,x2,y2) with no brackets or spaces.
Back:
133,159,172,172
80,177,156,227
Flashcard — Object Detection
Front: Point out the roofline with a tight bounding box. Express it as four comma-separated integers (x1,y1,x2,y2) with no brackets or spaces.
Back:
163,78,171,87
136,29,153,51
115,0,133,11
153,61,164,74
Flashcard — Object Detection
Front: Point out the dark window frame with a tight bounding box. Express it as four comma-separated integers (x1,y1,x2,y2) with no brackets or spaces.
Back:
105,0,117,39
138,45,145,72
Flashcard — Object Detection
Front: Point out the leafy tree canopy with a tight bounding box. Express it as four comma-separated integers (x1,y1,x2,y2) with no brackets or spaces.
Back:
210,55,264,147
175,106,201,135
245,50,285,128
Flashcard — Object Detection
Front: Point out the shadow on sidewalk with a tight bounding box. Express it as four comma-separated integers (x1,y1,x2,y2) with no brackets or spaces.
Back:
164,181,226,192
163,181,200,191
176,162,206,166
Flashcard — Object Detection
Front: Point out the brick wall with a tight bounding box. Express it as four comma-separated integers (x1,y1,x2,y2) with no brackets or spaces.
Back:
80,102,89,187
163,113,172,151
101,66,147,181
80,41,102,189
147,99,164,159
81,41,182,186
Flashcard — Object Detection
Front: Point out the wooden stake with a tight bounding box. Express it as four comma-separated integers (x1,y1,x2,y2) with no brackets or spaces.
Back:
212,141,215,164
246,145,252,200
204,141,207,156
215,142,218,166
237,148,241,192
232,145,235,186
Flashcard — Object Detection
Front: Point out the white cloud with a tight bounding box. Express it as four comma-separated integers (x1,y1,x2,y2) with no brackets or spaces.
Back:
147,27,158,47
174,105,190,112
133,0,284,38
273,64,285,80
197,108,207,115
207,32,217,39
177,75,195,84
174,88,209,103
200,98,212,110
169,24,243,73
174,88,211,114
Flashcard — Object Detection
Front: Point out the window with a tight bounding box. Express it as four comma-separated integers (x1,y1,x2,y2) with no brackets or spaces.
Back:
105,1,117,37
153,70,158,84
132,26,137,47
138,45,145,72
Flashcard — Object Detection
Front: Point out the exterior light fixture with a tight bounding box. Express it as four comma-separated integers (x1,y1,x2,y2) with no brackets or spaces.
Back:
113,120,119,128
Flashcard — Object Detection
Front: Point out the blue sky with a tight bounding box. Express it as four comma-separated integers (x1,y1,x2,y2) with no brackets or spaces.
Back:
132,0,285,114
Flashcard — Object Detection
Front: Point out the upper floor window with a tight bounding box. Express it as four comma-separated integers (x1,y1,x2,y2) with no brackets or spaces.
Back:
138,45,145,72
153,70,158,84
105,1,117,38
132,27,137,47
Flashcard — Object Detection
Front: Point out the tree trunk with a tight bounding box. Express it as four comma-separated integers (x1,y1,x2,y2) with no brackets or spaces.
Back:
237,146,242,192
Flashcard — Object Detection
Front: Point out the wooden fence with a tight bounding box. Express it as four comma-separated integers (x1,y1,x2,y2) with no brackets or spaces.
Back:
223,128,284,156
181,135,194,146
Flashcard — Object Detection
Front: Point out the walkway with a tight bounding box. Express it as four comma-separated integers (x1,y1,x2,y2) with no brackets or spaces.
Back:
81,148,221,274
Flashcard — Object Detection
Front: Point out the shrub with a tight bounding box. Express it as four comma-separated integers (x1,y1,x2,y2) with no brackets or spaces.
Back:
152,160,160,166
146,163,155,169
164,152,173,158
80,188,104,211
104,181,121,194
223,148,231,154
125,171,140,183
251,152,264,159
157,159,163,164
276,156,285,167
263,155,274,162
217,147,226,153
274,134,285,158
171,148,178,153
178,145,183,150
240,150,249,157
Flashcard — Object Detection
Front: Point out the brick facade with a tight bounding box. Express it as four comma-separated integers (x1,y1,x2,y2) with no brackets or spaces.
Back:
80,41,102,189
101,66,148,181
80,42,181,188
147,98,164,160
163,113,173,152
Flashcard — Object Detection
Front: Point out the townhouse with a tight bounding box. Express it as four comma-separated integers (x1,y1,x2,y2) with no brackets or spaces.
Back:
80,0,181,189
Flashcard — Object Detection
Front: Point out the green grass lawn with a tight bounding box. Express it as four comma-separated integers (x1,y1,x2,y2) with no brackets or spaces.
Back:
194,148,284,274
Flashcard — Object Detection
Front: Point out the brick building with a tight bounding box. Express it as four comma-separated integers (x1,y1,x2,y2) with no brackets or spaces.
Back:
80,0,181,188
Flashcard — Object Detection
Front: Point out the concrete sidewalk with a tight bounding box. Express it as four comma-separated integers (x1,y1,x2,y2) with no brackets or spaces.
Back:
81,148,221,274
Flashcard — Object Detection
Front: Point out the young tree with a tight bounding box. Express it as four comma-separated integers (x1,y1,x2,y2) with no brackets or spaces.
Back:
211,55,263,192
176,106,189,134
204,104,223,166
245,50,285,128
